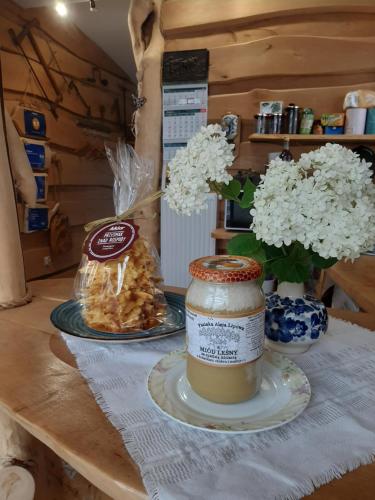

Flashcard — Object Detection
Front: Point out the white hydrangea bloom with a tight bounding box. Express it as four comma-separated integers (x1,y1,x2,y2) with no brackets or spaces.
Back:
164,124,234,215
251,143,375,260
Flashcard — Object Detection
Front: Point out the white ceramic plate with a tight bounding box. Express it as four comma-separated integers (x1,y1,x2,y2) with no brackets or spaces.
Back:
147,350,311,433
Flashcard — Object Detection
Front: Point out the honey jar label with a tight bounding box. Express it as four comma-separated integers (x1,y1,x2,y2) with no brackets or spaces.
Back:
186,307,265,366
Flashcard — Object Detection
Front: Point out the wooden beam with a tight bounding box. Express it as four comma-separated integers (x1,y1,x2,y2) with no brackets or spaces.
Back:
208,73,375,97
165,12,375,51
128,0,164,247
0,65,30,308
208,36,375,88
161,0,375,38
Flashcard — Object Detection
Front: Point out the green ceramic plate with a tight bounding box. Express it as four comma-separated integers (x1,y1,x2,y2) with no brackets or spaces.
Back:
50,292,185,343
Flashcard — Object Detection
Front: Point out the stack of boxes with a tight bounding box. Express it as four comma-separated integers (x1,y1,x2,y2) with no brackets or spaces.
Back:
22,109,49,233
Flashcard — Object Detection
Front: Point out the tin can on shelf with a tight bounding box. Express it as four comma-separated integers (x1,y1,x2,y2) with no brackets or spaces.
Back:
285,104,300,134
291,105,300,133
264,113,274,134
185,256,265,404
365,108,375,134
255,113,266,134
299,108,314,134
271,113,282,134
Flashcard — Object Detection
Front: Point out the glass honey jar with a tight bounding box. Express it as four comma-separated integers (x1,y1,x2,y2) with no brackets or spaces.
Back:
186,256,265,404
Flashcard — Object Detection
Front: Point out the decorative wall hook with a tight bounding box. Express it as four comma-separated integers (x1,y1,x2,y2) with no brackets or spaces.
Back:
131,94,147,109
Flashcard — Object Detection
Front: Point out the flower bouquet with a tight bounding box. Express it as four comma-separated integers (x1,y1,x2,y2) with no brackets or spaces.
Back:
165,124,375,352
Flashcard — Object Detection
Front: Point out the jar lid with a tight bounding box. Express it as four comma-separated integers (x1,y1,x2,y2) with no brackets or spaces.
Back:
189,255,262,283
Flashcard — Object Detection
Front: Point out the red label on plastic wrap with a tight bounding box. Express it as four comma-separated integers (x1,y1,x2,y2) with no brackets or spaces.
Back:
84,220,139,262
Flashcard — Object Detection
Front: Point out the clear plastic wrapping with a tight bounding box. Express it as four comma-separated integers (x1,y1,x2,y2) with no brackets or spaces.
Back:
343,90,375,110
75,141,166,333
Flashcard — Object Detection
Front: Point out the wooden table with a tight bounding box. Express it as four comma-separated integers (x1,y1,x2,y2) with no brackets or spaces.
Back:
327,255,375,312
326,255,375,331
0,277,375,500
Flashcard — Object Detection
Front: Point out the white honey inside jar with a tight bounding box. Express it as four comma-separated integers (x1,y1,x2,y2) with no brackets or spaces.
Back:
186,256,265,404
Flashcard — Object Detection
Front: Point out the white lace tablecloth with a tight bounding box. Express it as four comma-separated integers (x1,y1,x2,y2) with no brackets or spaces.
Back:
63,318,375,500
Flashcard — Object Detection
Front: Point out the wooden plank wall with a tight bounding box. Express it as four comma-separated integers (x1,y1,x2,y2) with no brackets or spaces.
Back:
161,0,375,252
1,0,135,280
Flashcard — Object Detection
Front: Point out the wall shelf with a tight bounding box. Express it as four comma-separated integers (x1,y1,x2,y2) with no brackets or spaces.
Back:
249,133,375,144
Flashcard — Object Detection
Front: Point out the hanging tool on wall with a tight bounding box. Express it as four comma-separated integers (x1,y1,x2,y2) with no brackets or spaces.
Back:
76,118,111,135
8,19,63,119
85,66,108,87
67,80,91,117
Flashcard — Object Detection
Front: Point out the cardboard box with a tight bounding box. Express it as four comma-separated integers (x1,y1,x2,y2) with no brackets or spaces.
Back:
24,142,46,170
320,113,345,127
24,109,46,137
34,173,48,202
23,205,49,233
324,126,344,135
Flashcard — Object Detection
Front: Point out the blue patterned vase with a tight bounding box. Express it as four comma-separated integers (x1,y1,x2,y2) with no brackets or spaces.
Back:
265,283,328,354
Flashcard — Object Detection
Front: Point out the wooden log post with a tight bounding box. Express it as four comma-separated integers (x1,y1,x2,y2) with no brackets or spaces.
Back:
128,0,164,247
0,408,113,500
0,411,34,467
0,410,35,499
0,74,30,309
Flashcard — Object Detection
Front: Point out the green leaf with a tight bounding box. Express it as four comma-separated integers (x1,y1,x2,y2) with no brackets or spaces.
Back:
310,251,337,269
221,179,241,201
239,178,256,209
264,245,284,261
270,242,312,283
227,233,266,264
227,233,260,255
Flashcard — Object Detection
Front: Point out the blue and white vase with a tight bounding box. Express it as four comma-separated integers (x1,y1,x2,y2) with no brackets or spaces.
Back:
265,282,328,354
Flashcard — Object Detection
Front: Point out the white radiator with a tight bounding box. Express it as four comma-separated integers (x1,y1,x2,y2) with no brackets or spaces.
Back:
161,194,217,288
